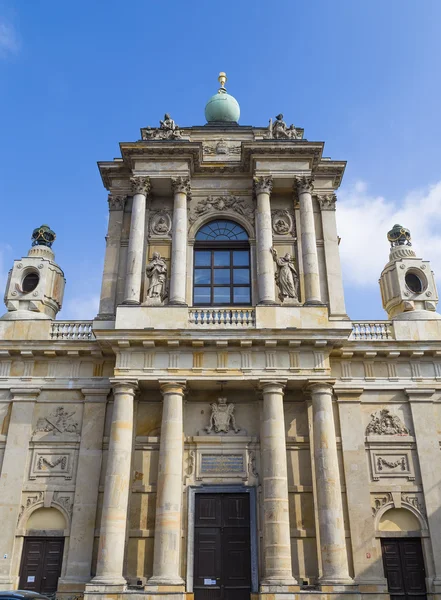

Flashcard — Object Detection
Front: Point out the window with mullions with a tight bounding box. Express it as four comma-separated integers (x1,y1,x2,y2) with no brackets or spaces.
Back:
194,220,251,306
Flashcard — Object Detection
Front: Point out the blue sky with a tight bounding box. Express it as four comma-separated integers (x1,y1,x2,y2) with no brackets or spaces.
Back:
1,0,441,320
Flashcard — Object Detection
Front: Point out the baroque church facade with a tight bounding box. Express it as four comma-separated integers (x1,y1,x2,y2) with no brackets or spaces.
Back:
0,74,441,600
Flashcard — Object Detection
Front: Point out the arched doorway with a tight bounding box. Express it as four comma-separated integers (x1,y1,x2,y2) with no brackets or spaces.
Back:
379,508,427,600
19,507,66,596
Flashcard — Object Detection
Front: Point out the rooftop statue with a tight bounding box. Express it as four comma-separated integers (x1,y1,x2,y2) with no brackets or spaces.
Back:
141,113,183,140
268,113,301,140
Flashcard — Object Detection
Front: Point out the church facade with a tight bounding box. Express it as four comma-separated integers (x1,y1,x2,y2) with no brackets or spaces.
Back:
0,74,441,600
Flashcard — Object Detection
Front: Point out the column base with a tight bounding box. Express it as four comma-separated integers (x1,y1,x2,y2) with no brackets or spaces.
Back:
168,301,188,306
260,577,300,592
304,299,324,306
258,300,280,306
147,575,185,587
86,576,127,589
122,300,140,306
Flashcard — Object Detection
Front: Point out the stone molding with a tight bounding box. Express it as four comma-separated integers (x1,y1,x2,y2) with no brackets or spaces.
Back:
253,175,273,195
294,175,314,195
171,176,191,197
130,176,151,196
107,194,126,211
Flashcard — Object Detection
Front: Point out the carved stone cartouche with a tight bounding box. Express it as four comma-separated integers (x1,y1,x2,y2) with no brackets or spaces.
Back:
206,397,241,434
365,409,410,436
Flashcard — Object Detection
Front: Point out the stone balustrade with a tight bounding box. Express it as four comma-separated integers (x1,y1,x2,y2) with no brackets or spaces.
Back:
350,321,393,340
188,307,256,327
51,321,95,340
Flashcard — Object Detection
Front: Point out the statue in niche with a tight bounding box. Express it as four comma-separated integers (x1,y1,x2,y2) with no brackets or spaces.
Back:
268,113,301,140
271,247,300,303
154,217,169,234
206,397,241,434
146,252,168,302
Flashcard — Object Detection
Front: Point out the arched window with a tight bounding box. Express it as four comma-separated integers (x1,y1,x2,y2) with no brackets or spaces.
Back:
194,219,251,306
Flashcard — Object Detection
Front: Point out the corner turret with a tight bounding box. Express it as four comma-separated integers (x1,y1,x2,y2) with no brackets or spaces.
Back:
1,225,65,320
379,224,440,320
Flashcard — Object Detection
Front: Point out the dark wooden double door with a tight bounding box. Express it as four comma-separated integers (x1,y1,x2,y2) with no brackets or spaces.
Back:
19,537,64,595
194,494,251,600
381,539,427,600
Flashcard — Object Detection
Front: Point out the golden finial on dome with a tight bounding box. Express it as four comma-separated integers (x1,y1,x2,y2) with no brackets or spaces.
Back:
218,71,227,92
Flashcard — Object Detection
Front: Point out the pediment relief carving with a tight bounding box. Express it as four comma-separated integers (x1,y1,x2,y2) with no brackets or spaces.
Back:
189,195,255,226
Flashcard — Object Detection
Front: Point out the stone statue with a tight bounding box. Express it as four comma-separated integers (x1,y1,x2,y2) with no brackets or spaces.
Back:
273,218,290,234
154,217,169,233
271,247,299,303
268,114,300,140
206,397,240,434
141,114,183,140
146,252,168,302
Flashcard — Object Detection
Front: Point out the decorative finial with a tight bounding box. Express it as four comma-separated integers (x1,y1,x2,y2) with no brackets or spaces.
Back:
31,224,56,248
218,71,227,93
387,224,412,248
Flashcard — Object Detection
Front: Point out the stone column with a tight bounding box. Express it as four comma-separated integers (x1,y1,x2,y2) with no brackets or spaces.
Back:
123,176,150,305
91,381,137,588
60,389,109,591
295,177,321,304
0,388,40,589
307,382,353,585
317,194,347,317
254,176,277,305
259,381,297,587
407,389,441,588
169,177,190,305
98,195,126,318
148,381,186,586
336,388,387,587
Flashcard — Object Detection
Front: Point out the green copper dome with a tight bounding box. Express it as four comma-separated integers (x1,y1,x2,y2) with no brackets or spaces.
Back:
205,72,240,123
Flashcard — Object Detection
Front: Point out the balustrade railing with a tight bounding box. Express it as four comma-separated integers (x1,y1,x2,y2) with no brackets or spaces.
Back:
350,321,393,340
51,321,95,340
189,307,256,327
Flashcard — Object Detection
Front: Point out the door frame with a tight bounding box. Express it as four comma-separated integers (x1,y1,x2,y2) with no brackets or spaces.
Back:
187,485,258,593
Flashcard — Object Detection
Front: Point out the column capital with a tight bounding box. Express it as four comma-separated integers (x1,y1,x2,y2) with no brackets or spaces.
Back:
108,193,126,211
405,388,436,402
10,388,41,401
130,175,151,196
111,380,139,397
171,176,191,197
304,380,335,396
81,388,111,402
259,379,286,394
315,193,337,211
294,175,314,194
253,175,273,195
159,380,187,397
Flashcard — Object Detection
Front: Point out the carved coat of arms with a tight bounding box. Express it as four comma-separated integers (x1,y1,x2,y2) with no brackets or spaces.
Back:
206,397,240,434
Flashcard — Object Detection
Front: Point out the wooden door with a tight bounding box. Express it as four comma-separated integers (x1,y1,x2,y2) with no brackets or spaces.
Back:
381,538,426,600
19,537,64,595
194,494,251,600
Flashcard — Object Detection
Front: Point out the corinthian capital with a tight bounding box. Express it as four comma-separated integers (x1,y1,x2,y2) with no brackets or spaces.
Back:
171,176,191,197
130,176,151,196
316,193,337,211
253,175,273,195
294,176,314,194
108,194,126,211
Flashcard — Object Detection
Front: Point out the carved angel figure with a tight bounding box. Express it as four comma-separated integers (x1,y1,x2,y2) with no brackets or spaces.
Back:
270,247,299,302
206,397,240,434
146,252,168,301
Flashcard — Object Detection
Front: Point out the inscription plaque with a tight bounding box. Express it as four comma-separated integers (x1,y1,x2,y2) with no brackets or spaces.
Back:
200,454,244,474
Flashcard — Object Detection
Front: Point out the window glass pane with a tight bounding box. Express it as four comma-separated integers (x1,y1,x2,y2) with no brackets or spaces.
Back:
233,251,249,266
194,269,211,284
196,220,249,241
194,287,211,304
214,270,231,284
214,251,230,266
213,288,231,304
233,287,251,304
194,251,211,266
233,269,250,284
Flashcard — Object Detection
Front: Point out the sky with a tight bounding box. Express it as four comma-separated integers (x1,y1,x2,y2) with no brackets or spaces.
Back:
1,0,441,320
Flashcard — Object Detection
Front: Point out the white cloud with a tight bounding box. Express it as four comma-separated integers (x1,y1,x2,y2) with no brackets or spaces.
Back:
61,294,100,321
336,180,441,288
0,18,19,57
